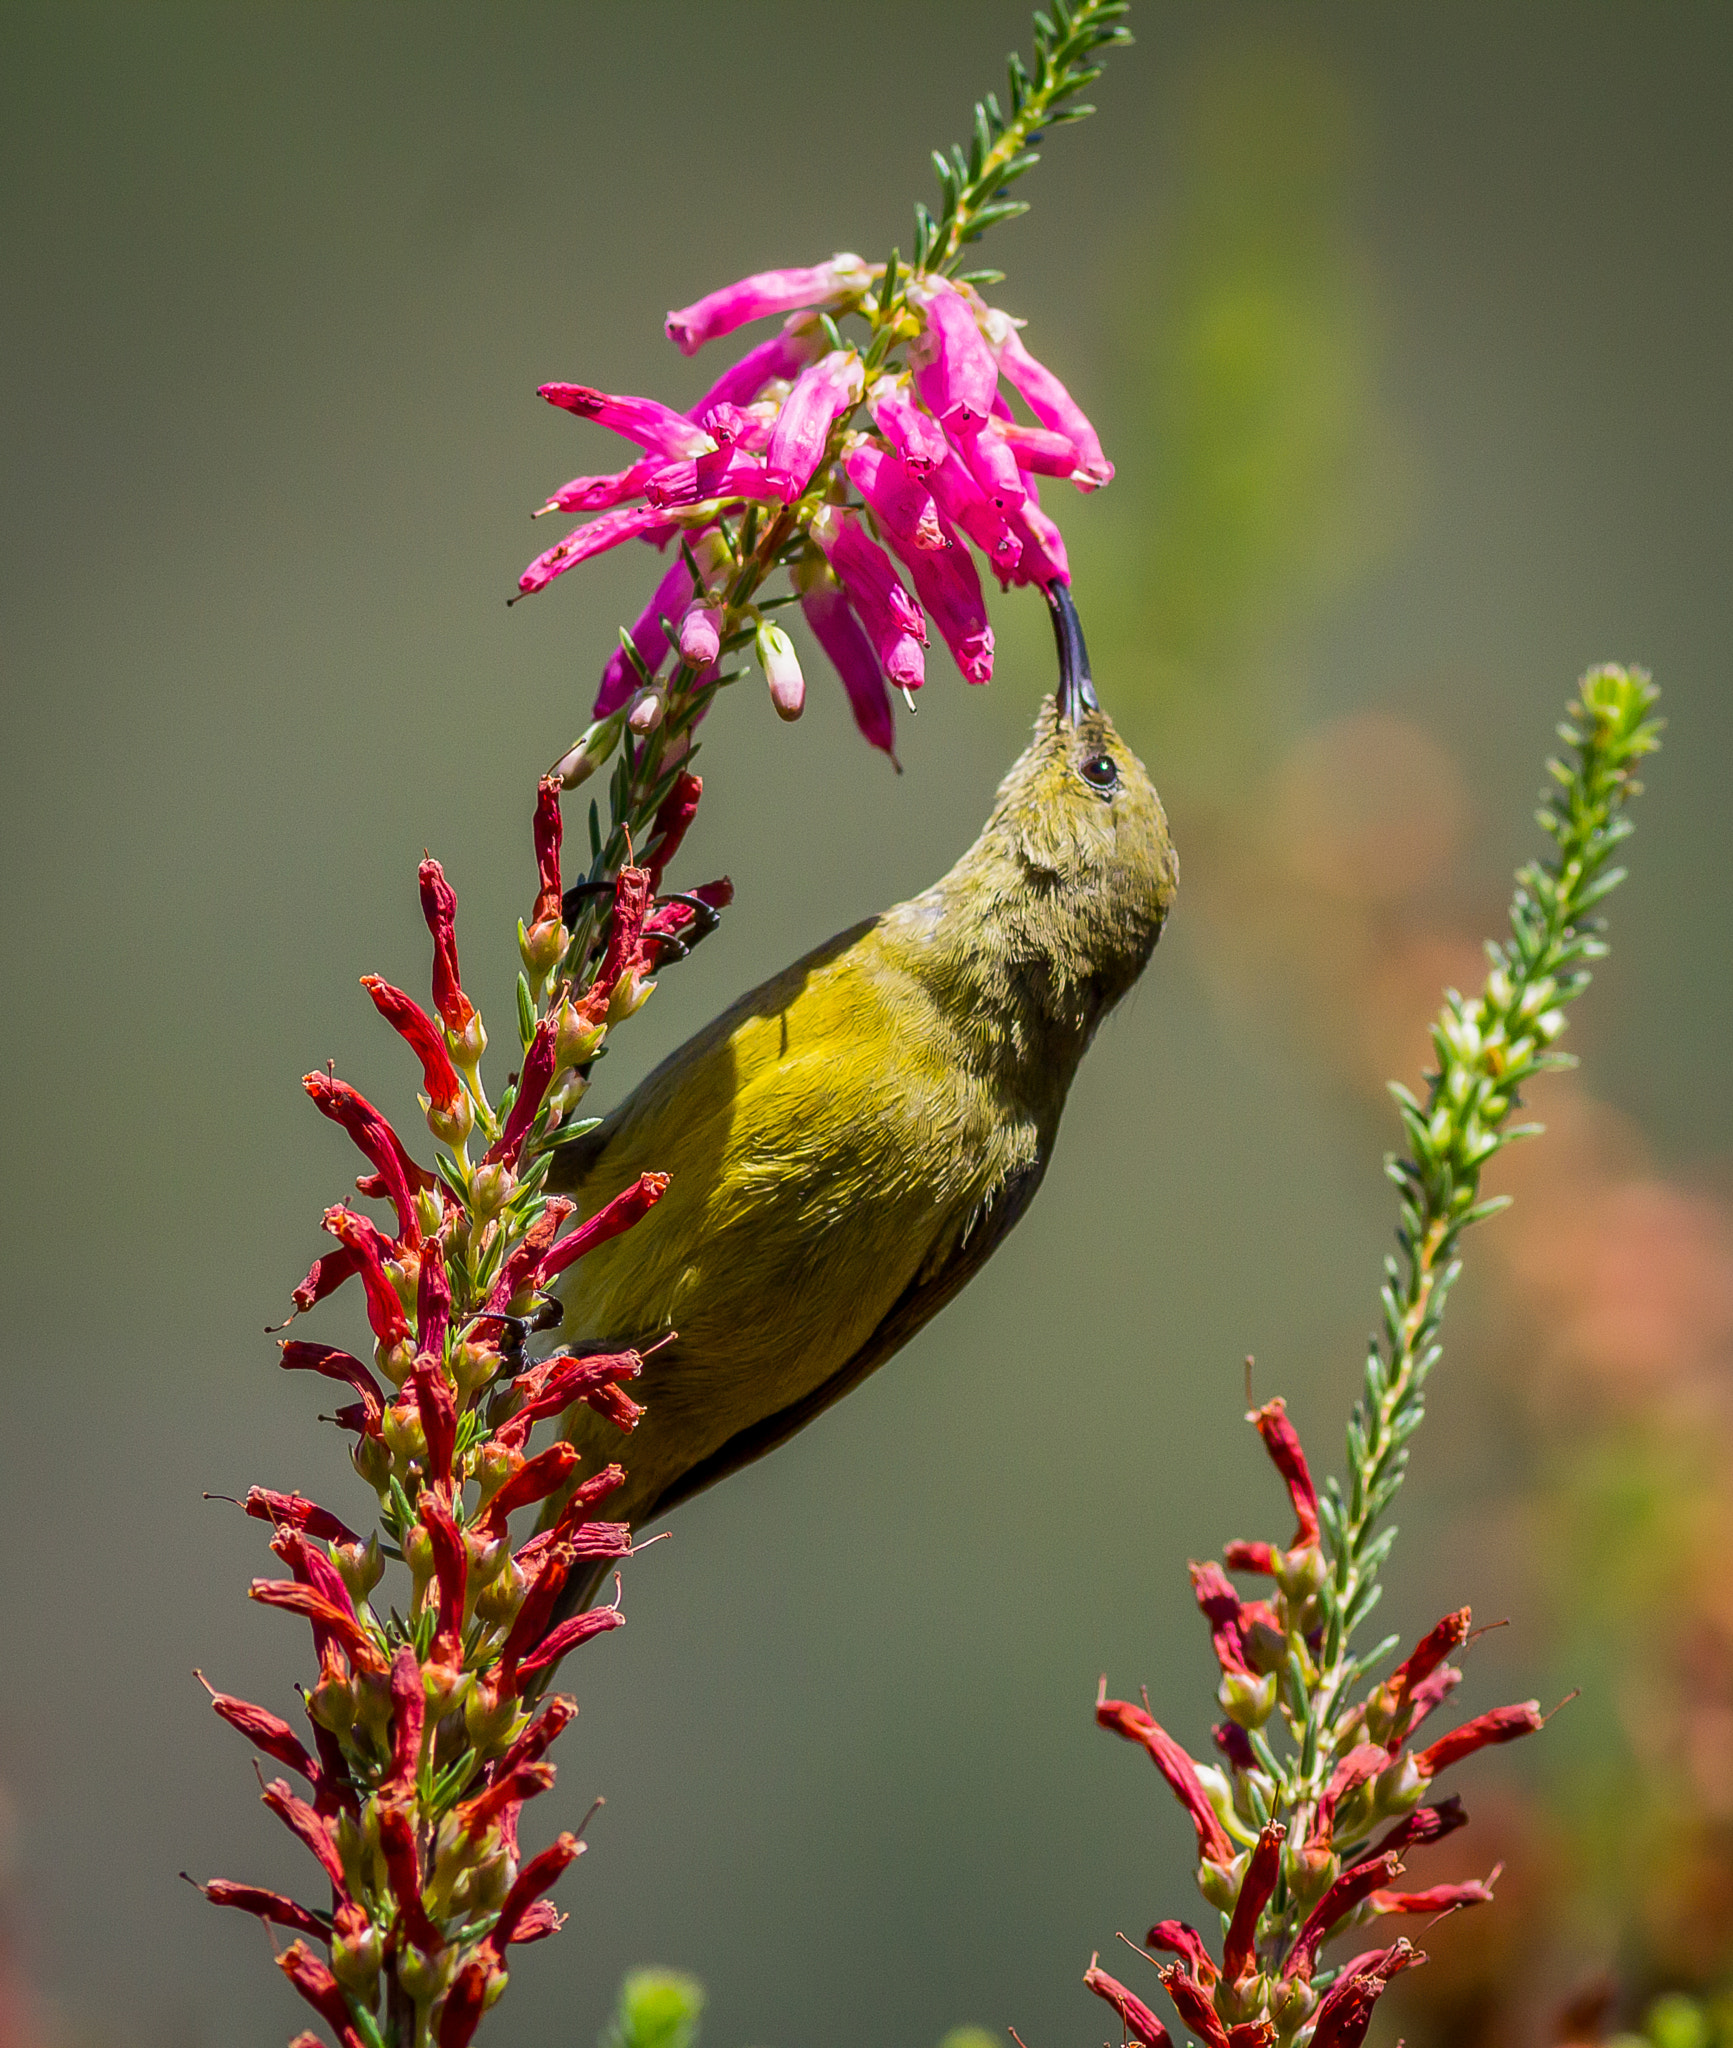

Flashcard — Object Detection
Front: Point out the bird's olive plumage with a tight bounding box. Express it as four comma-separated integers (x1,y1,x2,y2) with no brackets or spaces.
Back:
544,679,1177,1559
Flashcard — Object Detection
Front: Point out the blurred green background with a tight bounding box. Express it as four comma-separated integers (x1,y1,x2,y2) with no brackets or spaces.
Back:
3,4,1730,2045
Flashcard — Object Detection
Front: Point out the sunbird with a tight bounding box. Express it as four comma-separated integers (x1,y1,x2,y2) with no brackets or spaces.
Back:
547,586,1176,1585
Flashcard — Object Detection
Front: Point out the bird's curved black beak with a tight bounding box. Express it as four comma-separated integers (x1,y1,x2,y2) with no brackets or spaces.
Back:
1047,580,1100,724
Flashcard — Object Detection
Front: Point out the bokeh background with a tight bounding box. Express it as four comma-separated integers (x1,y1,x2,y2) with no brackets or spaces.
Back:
4,3,1731,2044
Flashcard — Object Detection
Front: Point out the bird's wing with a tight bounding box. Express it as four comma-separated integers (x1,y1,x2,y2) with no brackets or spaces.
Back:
644,1151,1049,1521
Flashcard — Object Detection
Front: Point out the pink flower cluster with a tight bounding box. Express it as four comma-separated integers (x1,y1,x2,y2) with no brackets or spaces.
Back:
514,254,1112,761
1086,1401,1537,2048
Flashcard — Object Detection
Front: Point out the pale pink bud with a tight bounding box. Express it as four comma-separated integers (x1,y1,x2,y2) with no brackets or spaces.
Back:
755,621,806,720
666,254,872,355
908,277,1000,427
538,383,716,460
991,318,1115,488
628,690,664,734
765,350,866,503
843,443,947,553
793,558,897,761
866,374,949,474
593,555,693,716
678,600,722,668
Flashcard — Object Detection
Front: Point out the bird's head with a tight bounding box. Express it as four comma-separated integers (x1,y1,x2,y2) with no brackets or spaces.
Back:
968,582,1177,1024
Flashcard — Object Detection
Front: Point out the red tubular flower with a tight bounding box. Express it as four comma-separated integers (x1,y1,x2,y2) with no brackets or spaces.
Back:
1309,1743,1390,1848
1250,1398,1320,1548
496,1696,578,1775
1284,1854,1403,1980
1084,1962,1173,2048
1213,1721,1257,1772
200,1679,320,1785
360,977,464,1116
377,1794,443,1953
1223,1539,1280,1575
507,1901,565,1943
290,1244,360,1314
419,858,477,1035
260,1778,348,1890
419,1495,468,1665
304,1073,425,1244
279,1340,385,1435
480,1443,582,1535
534,1172,671,1286
1147,1923,1218,1988
1369,1872,1498,1915
1160,1965,1231,2048
456,1760,556,1844
1382,1608,1471,1732
319,1207,411,1349
277,1941,366,2048
1228,2028,1274,2048
488,1014,558,1166
1096,1683,1235,1866
410,1356,457,1488
645,770,703,895
492,1833,583,1948
249,1581,388,1676
199,1879,329,1942
418,1235,451,1359
243,1487,360,1547
1356,1795,1468,1867
1190,1560,1251,1674
388,1644,425,1794
510,1350,645,1433
1413,1701,1545,1779
515,1601,626,1681
529,773,563,929
1223,1823,1285,1982
1306,1941,1423,2048
437,1956,501,2048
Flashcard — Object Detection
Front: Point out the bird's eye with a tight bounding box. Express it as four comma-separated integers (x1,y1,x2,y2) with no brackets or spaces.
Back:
1080,753,1119,793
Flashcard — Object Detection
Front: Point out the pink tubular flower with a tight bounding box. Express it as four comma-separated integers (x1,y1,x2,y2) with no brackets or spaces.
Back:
538,383,716,460
1096,1682,1235,1866
952,419,1028,517
992,319,1114,487
926,450,1022,572
989,418,1089,479
909,276,1000,428
418,858,476,1035
866,374,949,473
1085,1962,1173,2048
361,977,465,1118
1007,494,1070,587
518,503,676,599
812,506,925,690
904,528,994,685
644,449,783,509
595,554,694,718
535,1171,671,1286
538,452,662,518
1250,1397,1321,1549
765,349,865,503
842,443,947,554
1413,1701,1545,1779
687,318,828,414
666,254,871,354
794,560,897,761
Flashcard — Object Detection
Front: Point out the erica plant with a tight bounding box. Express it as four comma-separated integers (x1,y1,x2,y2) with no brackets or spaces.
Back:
187,6,1135,2046
1082,667,1662,2048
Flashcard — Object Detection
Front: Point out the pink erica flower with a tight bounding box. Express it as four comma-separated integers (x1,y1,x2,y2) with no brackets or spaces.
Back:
904,534,994,685
595,555,694,718
866,374,949,474
793,557,898,760
989,418,1088,480
518,503,676,599
665,254,871,354
686,318,827,415
952,419,1028,516
842,443,947,555
765,350,865,503
908,277,999,428
812,505,926,692
989,316,1114,487
538,383,716,460
926,451,1022,573
537,453,662,518
1007,492,1070,587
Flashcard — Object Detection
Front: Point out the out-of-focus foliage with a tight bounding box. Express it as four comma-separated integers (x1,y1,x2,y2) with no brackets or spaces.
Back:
602,1969,706,2048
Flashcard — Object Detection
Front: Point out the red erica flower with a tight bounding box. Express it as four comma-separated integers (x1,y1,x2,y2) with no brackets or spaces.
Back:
278,1340,385,1436
1223,1824,1285,1982
360,975,466,1126
1412,1701,1545,1779
418,857,479,1043
1248,1397,1320,1551
243,1487,359,1547
1095,1683,1235,1867
197,1879,329,1942
534,1172,671,1288
319,1206,412,1350
303,1072,427,1245
197,1676,320,1787
1146,1923,1218,1987
277,1941,366,2048
1085,1961,1173,2048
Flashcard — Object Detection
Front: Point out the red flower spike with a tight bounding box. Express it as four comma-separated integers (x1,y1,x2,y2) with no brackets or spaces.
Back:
492,1832,582,1949
515,1601,626,1681
377,1795,443,1953
1224,1823,1286,1982
1412,1701,1544,1779
1283,1854,1403,1980
418,1495,468,1665
199,1879,329,1942
1223,1539,1280,1575
279,1341,386,1435
497,1695,578,1775
489,1196,575,1311
438,1957,500,2048
244,1487,360,1548
417,1237,451,1362
531,775,564,929
388,1644,425,1793
1369,1872,1499,1916
200,1680,320,1785
361,976,465,1116
410,1356,458,1489
1356,1795,1468,1867
260,1778,348,1890
1096,1683,1235,1866
1249,1398,1320,1549
277,1941,366,2048
1084,1962,1174,2048
535,1173,671,1287
646,771,703,893
249,1581,388,1676
320,1208,411,1349
480,1442,582,1536
419,858,477,1035
303,1073,427,1244
1147,1922,1219,1989
1160,1965,1231,2048
1190,1560,1251,1674
488,1014,557,1166
1307,1941,1424,2048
